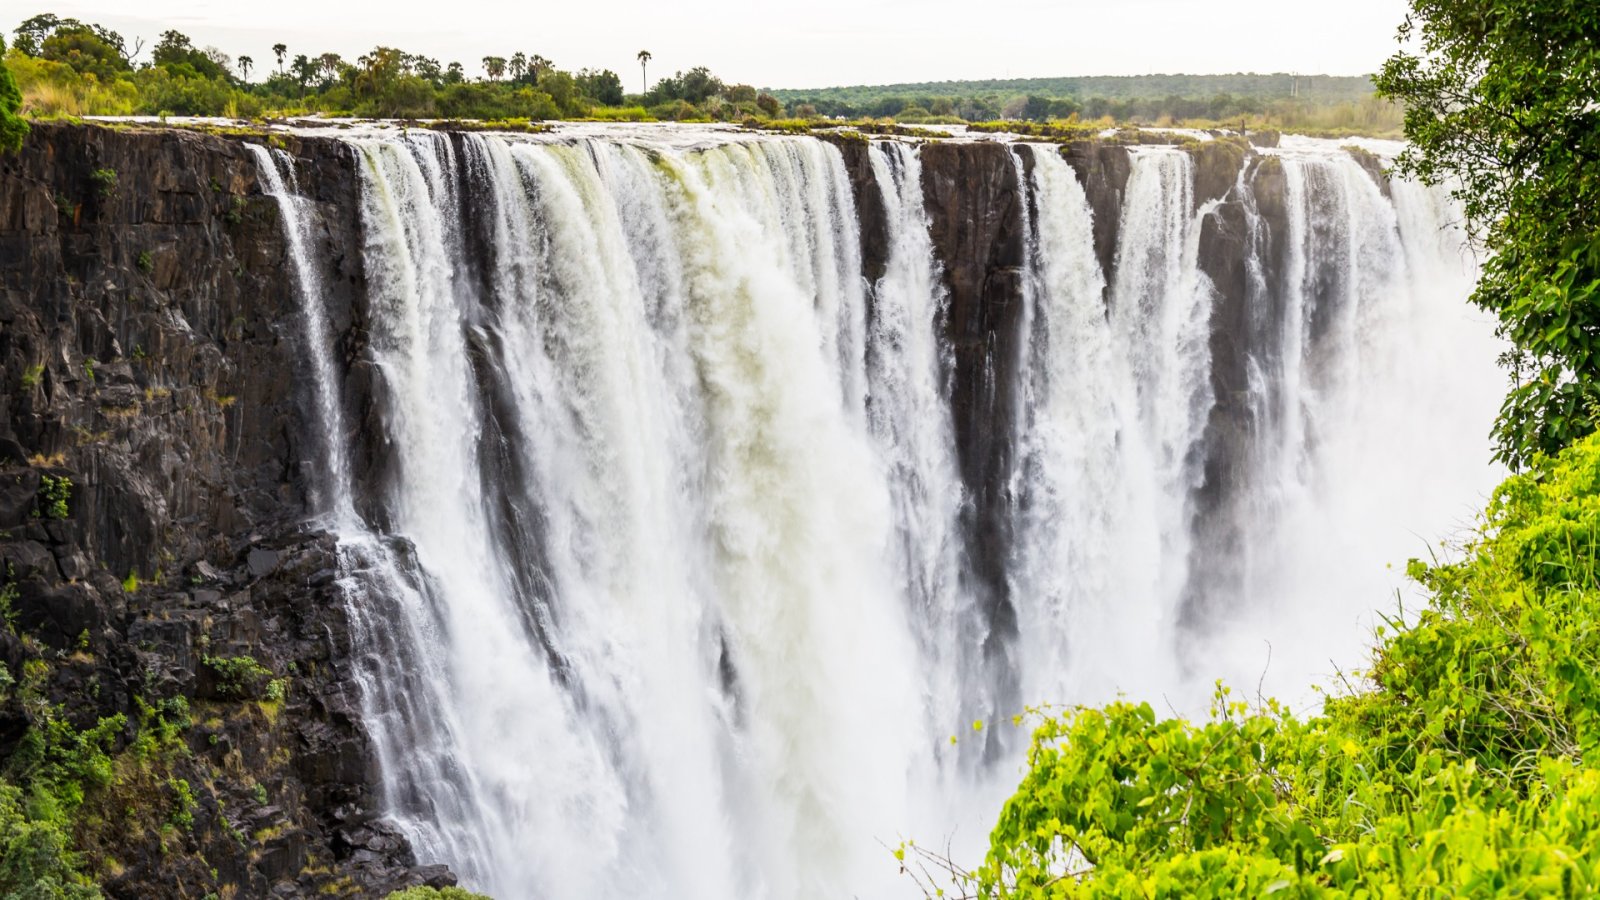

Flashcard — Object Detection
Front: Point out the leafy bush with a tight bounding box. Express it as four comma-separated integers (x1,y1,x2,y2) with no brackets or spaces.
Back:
384,888,493,900
1377,0,1600,467
37,475,71,519
0,37,30,153
88,168,115,198
201,655,271,700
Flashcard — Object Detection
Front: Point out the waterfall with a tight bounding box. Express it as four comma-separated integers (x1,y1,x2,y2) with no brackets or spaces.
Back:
253,129,1501,899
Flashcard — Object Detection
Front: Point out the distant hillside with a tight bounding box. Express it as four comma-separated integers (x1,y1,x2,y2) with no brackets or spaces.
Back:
764,73,1389,133
769,73,1374,105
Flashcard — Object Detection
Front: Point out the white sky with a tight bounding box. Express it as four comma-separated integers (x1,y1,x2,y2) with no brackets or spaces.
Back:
3,0,1411,89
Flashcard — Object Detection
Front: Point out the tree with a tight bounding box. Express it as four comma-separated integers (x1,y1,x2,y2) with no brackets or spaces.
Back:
575,68,624,106
12,13,64,56
41,24,130,81
1375,0,1600,467
272,42,287,75
482,56,505,82
0,37,27,154
152,30,228,81
636,49,651,94
290,54,315,96
237,55,253,82
509,52,527,83
316,53,342,87
529,54,551,86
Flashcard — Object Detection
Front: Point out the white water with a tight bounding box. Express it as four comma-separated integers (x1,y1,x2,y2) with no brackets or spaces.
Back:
254,129,1502,899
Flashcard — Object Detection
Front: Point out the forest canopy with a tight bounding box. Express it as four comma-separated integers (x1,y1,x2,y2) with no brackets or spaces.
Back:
2,11,1399,135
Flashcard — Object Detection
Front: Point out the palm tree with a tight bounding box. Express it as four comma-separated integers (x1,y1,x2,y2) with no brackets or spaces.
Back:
530,54,551,85
272,43,287,75
317,52,342,87
483,56,506,82
509,52,527,83
237,55,253,82
636,49,652,94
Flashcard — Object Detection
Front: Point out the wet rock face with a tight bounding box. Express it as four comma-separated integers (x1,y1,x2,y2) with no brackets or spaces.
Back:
1060,140,1133,287
0,122,440,896
820,135,891,287
917,141,1029,644
1183,150,1296,631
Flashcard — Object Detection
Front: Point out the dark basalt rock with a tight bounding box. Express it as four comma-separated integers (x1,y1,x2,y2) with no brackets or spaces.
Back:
916,139,1031,730
1181,149,1295,634
1060,140,1133,291
1187,138,1249,210
1343,144,1392,199
0,122,438,897
1247,129,1281,149
818,133,891,288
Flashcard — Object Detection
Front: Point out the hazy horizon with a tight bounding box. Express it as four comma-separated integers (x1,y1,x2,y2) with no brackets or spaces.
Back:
9,0,1411,89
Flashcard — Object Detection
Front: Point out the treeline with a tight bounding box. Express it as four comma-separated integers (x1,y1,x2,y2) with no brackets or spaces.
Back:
774,73,1399,134
4,13,787,122
6,13,1400,134
770,72,1372,109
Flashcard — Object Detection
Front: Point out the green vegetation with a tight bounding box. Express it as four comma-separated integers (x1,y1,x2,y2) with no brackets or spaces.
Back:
0,678,194,898
2,13,1401,134
773,73,1401,136
201,655,272,700
0,709,123,898
88,166,114,197
36,475,70,519
0,35,26,151
384,888,493,900
1376,0,1600,468
2,13,779,124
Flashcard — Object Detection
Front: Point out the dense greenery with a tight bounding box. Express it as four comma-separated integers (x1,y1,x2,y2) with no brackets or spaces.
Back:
2,12,784,124
384,888,492,900
0,36,26,151
906,429,1600,897
1376,0,1600,468
2,12,1403,135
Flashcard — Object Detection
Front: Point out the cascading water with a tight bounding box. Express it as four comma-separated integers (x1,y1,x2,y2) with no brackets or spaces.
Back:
254,128,1502,899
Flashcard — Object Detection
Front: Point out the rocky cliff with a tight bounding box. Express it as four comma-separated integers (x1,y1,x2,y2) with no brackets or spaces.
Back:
0,122,1369,897
0,122,451,897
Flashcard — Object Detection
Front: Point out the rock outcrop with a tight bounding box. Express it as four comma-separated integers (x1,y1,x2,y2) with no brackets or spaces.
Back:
0,122,447,897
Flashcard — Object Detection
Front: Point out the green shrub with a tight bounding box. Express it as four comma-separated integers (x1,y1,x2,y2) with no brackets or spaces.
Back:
166,778,195,831
385,888,493,900
37,476,70,519
201,655,271,700
88,168,116,198
135,251,153,273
